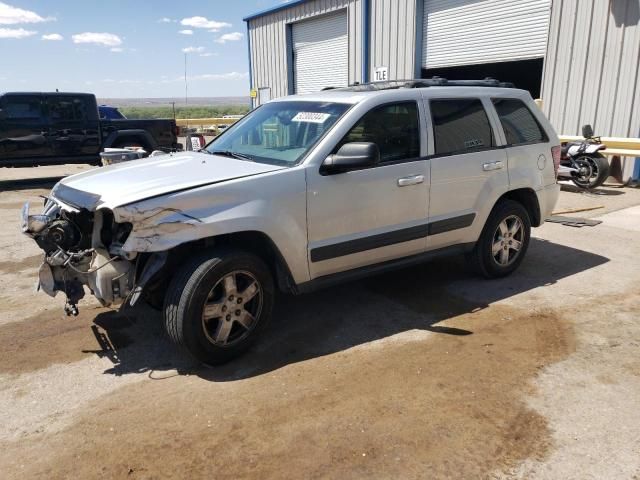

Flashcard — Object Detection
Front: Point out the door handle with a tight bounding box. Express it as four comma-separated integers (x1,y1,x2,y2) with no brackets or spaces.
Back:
397,175,425,187
482,161,504,171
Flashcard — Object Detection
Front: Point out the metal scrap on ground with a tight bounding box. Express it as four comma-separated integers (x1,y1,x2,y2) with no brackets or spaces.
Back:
545,216,603,227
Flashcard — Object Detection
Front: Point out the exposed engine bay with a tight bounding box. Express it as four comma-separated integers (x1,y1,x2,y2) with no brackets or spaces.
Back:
18,150,288,317
21,198,135,315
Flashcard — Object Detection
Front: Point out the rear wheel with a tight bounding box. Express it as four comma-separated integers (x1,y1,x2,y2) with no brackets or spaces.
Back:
163,249,274,365
468,200,531,278
571,153,609,189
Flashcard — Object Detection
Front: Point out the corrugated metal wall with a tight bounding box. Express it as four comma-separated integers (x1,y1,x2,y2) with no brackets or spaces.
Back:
369,0,418,79
248,0,363,105
542,0,640,137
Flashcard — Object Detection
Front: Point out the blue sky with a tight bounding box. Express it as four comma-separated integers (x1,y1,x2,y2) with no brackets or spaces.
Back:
0,1,287,98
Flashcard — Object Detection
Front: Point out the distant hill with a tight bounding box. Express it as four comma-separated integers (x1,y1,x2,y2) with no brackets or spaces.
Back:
97,96,250,107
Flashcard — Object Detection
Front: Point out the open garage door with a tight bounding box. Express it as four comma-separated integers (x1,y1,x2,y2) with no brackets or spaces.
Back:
292,10,348,94
422,0,551,69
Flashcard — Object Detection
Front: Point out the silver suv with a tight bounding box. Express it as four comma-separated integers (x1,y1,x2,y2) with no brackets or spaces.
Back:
22,80,561,364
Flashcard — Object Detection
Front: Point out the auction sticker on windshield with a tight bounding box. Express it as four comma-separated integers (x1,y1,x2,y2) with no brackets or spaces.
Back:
292,112,331,123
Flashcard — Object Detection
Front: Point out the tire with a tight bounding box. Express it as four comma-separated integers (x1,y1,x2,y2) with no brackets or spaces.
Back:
571,153,609,189
467,200,531,279
163,249,274,365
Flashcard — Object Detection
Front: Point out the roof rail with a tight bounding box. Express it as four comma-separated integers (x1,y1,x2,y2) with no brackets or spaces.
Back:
341,77,516,91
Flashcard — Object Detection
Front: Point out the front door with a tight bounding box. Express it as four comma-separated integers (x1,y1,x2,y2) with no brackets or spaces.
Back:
306,101,430,279
0,94,50,163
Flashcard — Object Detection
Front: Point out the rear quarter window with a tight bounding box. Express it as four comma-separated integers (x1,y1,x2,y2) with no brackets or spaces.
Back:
430,99,494,156
492,98,548,145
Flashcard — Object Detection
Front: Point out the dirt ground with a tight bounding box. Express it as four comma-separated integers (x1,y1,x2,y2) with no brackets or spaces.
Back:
1,166,639,479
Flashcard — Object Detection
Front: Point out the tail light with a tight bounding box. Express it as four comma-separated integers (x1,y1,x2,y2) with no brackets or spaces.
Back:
173,125,181,137
551,145,561,178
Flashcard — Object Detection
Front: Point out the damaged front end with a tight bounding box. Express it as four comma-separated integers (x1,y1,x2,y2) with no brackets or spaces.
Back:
21,193,135,316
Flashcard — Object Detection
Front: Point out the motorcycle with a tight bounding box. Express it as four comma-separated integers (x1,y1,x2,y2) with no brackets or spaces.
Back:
558,124,610,189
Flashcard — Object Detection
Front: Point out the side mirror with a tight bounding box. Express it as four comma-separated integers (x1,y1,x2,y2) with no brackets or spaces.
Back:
581,124,594,139
321,142,380,175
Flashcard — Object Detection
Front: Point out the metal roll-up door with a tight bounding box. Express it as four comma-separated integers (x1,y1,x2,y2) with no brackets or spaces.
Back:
292,10,348,94
422,0,551,69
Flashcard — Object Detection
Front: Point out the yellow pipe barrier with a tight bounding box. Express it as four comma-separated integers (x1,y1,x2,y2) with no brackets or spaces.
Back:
176,118,239,127
175,115,640,158
559,135,640,151
558,136,640,158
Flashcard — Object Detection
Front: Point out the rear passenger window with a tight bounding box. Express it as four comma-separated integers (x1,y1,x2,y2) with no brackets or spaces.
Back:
337,102,420,163
430,99,494,155
47,96,89,122
492,99,547,145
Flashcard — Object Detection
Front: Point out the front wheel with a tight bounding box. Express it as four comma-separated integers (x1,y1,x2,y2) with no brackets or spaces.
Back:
164,249,274,365
468,200,531,278
571,153,609,189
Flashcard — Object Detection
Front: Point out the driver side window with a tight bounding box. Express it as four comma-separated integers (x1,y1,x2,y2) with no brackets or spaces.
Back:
336,102,420,163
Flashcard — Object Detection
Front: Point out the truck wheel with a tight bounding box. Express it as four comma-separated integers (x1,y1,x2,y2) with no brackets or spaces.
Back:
163,249,274,365
468,200,531,278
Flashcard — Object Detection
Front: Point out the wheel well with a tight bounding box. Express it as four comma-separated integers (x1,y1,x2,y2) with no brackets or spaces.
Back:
150,231,296,295
212,231,295,292
498,188,542,226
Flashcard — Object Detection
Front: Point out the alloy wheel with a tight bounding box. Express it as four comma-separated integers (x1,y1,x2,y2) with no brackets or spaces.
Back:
574,156,599,187
491,215,524,267
201,270,263,347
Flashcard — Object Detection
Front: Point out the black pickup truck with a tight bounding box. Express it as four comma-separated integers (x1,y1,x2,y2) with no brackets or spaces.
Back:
0,92,182,167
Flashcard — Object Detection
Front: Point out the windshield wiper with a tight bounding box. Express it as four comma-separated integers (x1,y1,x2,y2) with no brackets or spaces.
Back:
209,150,255,162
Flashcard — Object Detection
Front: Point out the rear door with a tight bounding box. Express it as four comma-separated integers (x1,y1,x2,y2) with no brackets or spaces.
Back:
424,96,509,251
0,94,50,162
46,94,100,158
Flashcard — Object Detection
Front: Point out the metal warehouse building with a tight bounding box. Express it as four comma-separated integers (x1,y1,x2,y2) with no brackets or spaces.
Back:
244,0,640,140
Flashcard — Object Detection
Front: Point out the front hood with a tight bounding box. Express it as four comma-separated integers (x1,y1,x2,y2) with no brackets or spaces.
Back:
52,151,284,210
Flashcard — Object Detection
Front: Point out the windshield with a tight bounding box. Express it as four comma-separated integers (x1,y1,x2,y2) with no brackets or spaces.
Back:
205,101,351,166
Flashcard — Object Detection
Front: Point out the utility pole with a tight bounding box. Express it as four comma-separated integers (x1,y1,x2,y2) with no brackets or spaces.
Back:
184,53,188,107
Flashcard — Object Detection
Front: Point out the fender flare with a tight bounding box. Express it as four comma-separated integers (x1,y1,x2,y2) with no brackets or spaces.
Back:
103,129,158,151
584,144,606,154
568,143,606,156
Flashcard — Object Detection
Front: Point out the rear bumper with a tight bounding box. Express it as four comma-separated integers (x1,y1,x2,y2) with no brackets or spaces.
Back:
537,183,561,221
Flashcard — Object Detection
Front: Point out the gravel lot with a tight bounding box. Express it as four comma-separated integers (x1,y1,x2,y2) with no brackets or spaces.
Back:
1,165,639,479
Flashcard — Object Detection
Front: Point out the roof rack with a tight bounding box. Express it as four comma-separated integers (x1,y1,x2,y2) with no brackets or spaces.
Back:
340,77,515,91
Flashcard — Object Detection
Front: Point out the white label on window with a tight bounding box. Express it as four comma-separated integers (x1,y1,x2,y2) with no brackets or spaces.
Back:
292,112,331,124
464,138,484,148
